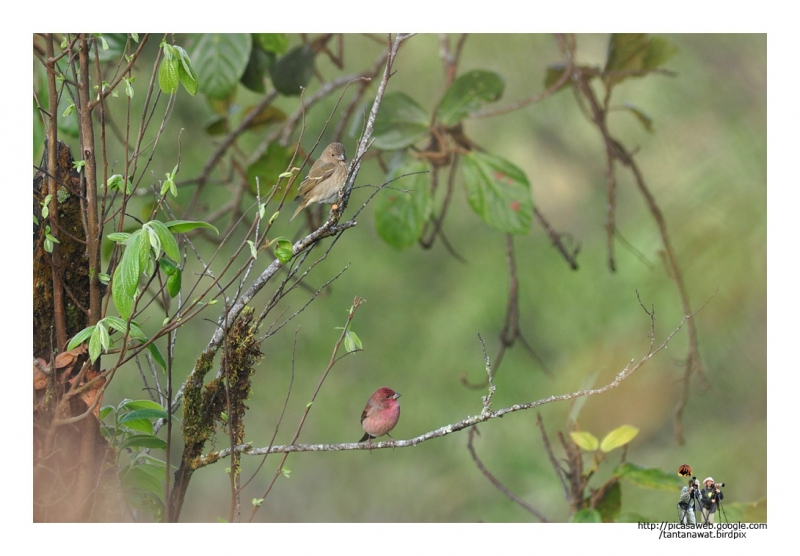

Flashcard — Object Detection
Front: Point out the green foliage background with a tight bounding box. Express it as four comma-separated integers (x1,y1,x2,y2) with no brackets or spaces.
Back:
44,34,765,522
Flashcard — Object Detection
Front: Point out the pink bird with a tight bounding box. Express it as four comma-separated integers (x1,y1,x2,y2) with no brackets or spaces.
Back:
359,387,401,448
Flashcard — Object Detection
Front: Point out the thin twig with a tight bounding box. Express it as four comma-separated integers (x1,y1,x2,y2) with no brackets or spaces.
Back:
467,427,549,522
536,413,570,501
247,298,364,521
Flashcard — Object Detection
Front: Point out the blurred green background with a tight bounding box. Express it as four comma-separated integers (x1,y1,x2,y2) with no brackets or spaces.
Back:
66,34,765,522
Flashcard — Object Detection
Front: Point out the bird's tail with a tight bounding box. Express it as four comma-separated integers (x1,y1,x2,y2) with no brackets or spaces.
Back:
288,201,306,222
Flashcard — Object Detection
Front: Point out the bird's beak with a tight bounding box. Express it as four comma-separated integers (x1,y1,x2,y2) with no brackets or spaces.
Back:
339,153,346,162
393,392,401,400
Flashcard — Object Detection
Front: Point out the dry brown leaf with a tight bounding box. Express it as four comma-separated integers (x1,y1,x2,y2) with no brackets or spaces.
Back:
55,344,88,372
33,358,48,390
72,368,106,417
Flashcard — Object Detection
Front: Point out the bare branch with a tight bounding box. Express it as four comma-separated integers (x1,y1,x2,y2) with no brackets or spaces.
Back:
195,304,697,461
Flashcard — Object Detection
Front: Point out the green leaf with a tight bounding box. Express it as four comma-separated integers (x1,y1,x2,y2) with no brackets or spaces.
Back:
374,159,432,250
128,322,148,341
107,174,130,193
131,455,170,473
159,258,178,276
158,46,180,94
41,194,52,215
121,463,164,497
120,418,154,435
461,151,533,234
99,406,114,421
571,508,602,523
643,36,679,70
124,76,135,99
344,330,362,352
174,45,199,96
119,434,167,451
112,232,143,321
148,220,180,263
143,224,161,258
164,220,219,235
192,33,252,99
88,327,102,363
121,400,167,412
121,484,164,521
103,316,127,334
605,33,650,74
241,39,272,93
121,408,168,422
594,480,622,523
110,232,137,287
107,232,131,243
166,267,182,298
621,102,654,133
67,326,95,350
604,34,677,85
372,93,430,150
254,33,288,55
570,431,599,451
246,142,294,195
437,70,504,126
148,343,168,371
600,425,639,452
136,229,151,276
160,163,179,198
613,462,685,491
272,237,293,263
271,44,315,96
104,316,147,343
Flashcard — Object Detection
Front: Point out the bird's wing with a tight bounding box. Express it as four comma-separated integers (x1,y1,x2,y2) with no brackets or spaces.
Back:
296,164,336,196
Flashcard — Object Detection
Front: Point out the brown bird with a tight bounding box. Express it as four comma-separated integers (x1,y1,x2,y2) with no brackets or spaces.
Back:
289,142,348,222
359,387,401,448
